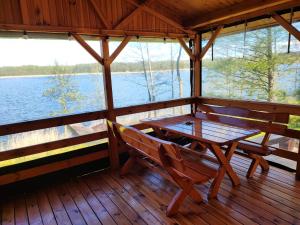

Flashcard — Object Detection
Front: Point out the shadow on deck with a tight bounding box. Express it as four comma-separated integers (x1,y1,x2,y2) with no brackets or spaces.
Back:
1,154,300,225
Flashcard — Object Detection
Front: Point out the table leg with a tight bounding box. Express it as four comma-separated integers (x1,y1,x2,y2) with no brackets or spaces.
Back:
208,142,240,199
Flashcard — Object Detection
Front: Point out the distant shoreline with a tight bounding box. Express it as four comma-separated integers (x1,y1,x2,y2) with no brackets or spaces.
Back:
0,69,190,79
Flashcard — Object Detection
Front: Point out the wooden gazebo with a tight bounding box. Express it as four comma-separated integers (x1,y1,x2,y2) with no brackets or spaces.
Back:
0,0,300,224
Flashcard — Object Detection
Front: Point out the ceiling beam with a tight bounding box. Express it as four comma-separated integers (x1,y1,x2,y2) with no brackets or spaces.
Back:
199,26,223,59
88,0,111,29
0,23,191,38
272,12,300,41
124,0,194,34
189,0,300,30
72,33,104,65
114,0,156,29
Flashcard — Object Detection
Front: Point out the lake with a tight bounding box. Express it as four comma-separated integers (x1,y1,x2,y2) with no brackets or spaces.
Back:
0,70,191,125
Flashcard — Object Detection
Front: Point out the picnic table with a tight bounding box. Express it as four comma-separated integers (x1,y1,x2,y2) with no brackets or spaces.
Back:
142,115,260,198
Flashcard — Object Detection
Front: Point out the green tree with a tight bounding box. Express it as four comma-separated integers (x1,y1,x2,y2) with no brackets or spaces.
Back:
239,27,297,102
43,62,83,116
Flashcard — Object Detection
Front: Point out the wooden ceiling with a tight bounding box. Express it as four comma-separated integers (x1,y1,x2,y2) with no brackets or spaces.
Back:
0,0,299,38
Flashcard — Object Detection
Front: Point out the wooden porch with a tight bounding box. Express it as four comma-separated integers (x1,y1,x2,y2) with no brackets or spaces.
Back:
1,153,300,225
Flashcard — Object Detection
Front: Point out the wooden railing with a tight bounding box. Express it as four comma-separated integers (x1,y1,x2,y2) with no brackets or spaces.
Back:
0,97,195,185
1,96,299,184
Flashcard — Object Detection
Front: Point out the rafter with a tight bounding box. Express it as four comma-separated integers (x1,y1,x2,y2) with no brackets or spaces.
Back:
114,0,156,29
88,0,111,29
72,33,104,65
189,0,300,30
177,38,195,61
109,36,132,64
199,26,223,60
272,12,300,41
124,0,194,34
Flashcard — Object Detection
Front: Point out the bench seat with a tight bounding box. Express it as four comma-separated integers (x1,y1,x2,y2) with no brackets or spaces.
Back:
238,140,277,156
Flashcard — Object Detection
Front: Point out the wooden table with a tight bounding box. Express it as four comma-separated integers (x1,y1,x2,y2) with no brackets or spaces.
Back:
141,115,260,199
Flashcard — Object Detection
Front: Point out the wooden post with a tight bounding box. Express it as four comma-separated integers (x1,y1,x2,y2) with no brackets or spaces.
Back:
193,34,201,97
192,34,201,114
101,37,119,170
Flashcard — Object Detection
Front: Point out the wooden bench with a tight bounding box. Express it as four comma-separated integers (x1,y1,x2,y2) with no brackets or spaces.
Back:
194,103,291,178
107,120,218,216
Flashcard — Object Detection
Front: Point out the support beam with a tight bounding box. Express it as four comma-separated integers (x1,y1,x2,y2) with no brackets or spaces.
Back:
88,0,111,29
109,36,132,64
72,33,104,65
193,34,201,97
189,0,300,30
199,26,223,60
177,38,195,61
272,12,300,41
114,0,156,29
19,0,30,25
125,0,194,34
0,24,191,38
101,37,119,170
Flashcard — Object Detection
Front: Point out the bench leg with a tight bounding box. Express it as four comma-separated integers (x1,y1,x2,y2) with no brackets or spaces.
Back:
167,189,189,217
120,153,136,177
247,154,270,178
165,169,203,216
247,157,260,178
259,157,269,172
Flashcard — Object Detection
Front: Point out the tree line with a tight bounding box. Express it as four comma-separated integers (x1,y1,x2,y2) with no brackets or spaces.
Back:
0,60,190,76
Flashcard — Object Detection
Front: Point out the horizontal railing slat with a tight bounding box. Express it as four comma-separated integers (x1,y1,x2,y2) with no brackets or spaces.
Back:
198,97,300,116
0,110,107,136
0,131,107,161
115,97,195,116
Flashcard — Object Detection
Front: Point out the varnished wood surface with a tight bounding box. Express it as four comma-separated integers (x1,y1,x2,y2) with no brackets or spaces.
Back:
142,115,260,145
1,154,300,225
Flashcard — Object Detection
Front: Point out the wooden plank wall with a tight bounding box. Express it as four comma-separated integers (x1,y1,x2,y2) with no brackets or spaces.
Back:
0,0,184,35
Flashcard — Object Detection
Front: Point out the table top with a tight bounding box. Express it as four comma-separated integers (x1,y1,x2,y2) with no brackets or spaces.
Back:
141,115,260,145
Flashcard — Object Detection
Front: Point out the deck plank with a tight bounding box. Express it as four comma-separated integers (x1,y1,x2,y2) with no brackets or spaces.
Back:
46,186,72,225
75,179,117,225
2,201,14,225
1,154,300,225
25,193,43,225
55,183,87,225
65,181,101,225
15,196,29,225
36,190,57,225
84,176,132,225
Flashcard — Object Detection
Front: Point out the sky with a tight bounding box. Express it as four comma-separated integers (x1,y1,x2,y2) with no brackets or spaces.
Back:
0,37,189,67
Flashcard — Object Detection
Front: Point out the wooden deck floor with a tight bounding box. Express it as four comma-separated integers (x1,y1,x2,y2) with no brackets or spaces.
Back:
1,154,300,225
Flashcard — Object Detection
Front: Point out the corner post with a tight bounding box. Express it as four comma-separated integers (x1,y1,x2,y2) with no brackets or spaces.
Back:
193,34,201,97
193,34,201,114
101,37,119,170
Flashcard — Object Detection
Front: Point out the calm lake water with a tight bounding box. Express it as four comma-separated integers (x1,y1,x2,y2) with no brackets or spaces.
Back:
1,68,298,125
0,70,191,125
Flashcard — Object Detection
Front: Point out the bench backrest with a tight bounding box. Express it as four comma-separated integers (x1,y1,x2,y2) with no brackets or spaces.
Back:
195,104,290,136
108,120,185,172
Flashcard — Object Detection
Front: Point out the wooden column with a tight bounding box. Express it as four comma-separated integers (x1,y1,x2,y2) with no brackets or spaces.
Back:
193,34,201,97
192,34,201,114
101,37,119,170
